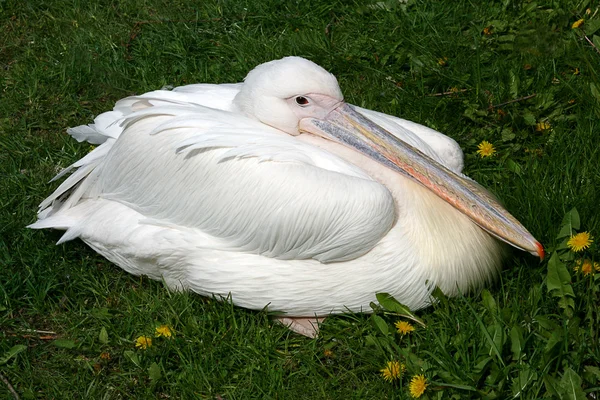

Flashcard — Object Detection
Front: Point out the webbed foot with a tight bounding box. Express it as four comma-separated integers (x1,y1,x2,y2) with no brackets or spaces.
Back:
275,316,325,338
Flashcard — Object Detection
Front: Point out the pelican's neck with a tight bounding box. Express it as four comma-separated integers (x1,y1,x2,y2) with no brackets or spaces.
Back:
296,133,505,295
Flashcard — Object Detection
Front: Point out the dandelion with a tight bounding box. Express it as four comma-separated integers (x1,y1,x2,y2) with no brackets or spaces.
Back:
437,57,448,66
395,320,415,335
99,352,111,360
135,335,152,349
483,26,493,36
567,232,593,252
535,121,551,131
476,141,495,158
572,19,585,29
323,349,334,358
573,259,600,275
380,361,405,382
155,325,173,338
409,375,428,398
524,148,543,157
573,67,580,75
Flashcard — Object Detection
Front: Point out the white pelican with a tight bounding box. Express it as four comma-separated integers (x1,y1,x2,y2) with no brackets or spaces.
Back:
30,57,543,337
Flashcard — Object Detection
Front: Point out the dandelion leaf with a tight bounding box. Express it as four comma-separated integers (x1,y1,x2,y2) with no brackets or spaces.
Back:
0,344,27,365
486,322,505,358
124,350,141,368
534,315,559,332
371,314,389,336
585,18,600,36
546,253,575,313
472,356,493,377
543,373,560,398
431,286,449,310
481,289,498,315
149,362,162,382
557,368,586,400
583,365,600,384
590,83,600,103
375,292,425,327
544,328,563,355
510,325,524,361
557,208,580,239
506,159,522,176
52,339,76,349
99,327,109,344
511,367,537,398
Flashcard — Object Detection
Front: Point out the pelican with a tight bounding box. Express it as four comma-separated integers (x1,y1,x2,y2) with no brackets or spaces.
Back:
30,57,543,337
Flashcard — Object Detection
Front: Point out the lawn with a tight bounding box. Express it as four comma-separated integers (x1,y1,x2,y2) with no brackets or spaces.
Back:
1,0,600,398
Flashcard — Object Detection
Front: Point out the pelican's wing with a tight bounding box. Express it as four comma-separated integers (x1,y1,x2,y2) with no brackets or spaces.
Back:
353,106,464,174
114,83,243,113
35,94,396,263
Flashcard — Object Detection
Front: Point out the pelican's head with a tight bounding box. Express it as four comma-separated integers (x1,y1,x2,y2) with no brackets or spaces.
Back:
233,57,344,135
233,57,544,259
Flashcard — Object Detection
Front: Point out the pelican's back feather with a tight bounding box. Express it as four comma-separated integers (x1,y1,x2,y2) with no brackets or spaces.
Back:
33,87,397,263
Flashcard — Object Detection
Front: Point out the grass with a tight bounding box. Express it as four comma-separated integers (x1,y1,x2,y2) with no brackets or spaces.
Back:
1,0,600,398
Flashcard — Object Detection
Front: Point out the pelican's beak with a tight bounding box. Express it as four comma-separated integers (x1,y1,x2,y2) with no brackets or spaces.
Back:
299,103,544,259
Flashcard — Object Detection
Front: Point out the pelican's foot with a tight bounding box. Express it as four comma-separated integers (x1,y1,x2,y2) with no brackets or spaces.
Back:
275,316,325,338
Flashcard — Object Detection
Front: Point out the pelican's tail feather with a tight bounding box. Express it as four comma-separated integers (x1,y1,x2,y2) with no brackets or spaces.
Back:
28,201,101,245
33,108,126,220
30,87,223,223
27,213,79,244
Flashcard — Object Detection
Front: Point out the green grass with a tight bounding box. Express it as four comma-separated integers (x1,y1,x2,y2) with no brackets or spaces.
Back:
2,0,600,398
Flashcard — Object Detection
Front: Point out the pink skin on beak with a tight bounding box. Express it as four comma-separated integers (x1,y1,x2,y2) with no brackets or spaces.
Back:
299,102,544,259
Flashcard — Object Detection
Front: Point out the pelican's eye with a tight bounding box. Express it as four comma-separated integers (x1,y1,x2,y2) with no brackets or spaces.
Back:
295,96,310,106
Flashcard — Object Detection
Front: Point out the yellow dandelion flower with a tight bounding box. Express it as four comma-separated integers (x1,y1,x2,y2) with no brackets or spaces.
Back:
380,361,405,382
323,349,334,358
572,19,585,29
476,141,495,158
580,260,593,275
535,121,551,131
524,147,543,157
155,325,173,338
409,375,428,398
437,57,448,66
567,232,593,252
483,26,493,36
395,320,415,335
99,352,111,360
135,335,152,349
573,67,580,75
573,259,600,275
